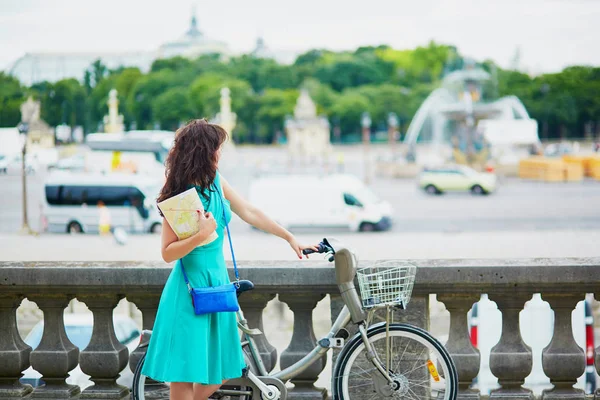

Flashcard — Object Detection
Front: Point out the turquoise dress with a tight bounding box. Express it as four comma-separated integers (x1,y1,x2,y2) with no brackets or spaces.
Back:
142,173,246,384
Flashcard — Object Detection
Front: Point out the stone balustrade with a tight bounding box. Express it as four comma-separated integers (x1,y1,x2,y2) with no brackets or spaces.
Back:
0,258,599,400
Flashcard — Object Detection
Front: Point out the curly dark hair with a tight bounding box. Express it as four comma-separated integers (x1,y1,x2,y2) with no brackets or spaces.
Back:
158,119,228,204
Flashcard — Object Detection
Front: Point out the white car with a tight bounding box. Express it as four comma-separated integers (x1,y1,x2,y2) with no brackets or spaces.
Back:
0,154,10,174
0,153,36,175
48,154,86,172
20,314,140,389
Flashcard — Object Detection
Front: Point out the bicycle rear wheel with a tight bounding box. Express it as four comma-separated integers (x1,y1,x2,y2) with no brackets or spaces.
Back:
132,353,253,400
333,323,458,400
132,354,171,400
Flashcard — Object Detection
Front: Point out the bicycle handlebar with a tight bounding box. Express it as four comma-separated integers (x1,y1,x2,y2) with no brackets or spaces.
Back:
302,242,333,255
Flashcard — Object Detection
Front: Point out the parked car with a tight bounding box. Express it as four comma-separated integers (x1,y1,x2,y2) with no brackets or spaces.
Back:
419,165,497,195
0,153,36,175
0,154,10,174
20,313,140,389
48,154,86,172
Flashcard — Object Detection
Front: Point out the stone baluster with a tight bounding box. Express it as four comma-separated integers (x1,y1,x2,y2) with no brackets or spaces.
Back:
0,294,33,398
28,294,80,399
238,292,278,373
541,293,586,400
279,292,327,400
437,293,481,400
488,293,533,400
127,294,160,373
78,294,129,400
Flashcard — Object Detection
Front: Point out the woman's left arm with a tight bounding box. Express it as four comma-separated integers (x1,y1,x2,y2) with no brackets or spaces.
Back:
221,175,317,259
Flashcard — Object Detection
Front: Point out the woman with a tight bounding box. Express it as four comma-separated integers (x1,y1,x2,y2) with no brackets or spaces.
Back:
142,119,317,400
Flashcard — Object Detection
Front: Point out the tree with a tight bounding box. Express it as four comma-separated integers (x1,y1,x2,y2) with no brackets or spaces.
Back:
356,84,410,128
256,89,298,142
0,73,25,127
30,79,86,129
302,78,339,116
89,67,143,129
152,88,193,130
331,91,370,136
126,69,188,129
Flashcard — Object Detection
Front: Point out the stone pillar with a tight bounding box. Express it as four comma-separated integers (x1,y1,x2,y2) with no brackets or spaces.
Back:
238,292,278,373
0,294,33,398
78,295,129,400
438,293,480,400
279,293,327,400
28,294,80,399
541,293,586,400
127,294,160,373
595,292,600,400
488,293,534,400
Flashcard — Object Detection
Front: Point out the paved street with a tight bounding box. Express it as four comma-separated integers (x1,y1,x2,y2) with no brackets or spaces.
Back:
1,145,599,234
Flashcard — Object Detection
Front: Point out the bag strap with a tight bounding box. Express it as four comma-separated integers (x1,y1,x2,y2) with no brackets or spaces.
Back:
180,258,192,293
179,176,239,293
217,179,240,284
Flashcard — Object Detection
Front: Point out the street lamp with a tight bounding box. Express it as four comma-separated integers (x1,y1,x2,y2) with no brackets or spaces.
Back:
17,122,32,235
361,112,372,184
387,112,399,158
540,83,551,141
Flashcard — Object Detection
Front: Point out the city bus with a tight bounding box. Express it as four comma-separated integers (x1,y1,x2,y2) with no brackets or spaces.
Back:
43,172,163,234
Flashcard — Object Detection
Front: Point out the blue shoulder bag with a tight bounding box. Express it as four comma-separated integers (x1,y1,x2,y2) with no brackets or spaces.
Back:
179,183,240,315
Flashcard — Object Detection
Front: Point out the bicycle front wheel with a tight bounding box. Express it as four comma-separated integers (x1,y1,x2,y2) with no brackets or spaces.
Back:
132,354,171,400
333,323,458,400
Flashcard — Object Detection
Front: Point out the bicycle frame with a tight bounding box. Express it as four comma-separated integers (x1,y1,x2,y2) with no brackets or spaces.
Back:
236,303,395,387
225,237,396,398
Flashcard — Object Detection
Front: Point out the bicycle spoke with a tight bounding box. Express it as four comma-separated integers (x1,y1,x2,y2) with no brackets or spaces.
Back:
338,327,455,400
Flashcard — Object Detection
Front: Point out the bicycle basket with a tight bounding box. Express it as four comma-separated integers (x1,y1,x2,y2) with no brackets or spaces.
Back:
356,262,417,309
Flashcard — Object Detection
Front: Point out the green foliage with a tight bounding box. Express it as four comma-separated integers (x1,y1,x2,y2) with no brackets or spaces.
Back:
0,73,25,127
9,41,600,141
256,89,298,142
152,87,193,130
331,90,370,135
29,78,86,128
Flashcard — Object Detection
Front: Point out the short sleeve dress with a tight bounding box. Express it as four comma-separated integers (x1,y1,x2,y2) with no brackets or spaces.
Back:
142,172,246,384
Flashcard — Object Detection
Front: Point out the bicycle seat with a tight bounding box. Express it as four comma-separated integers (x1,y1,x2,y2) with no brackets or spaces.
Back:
236,280,254,297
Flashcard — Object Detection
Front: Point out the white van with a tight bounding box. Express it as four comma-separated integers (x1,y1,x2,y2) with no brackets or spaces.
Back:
43,172,163,234
248,174,393,232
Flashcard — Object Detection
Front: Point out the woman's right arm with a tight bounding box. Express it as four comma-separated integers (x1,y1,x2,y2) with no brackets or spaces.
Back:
161,212,217,263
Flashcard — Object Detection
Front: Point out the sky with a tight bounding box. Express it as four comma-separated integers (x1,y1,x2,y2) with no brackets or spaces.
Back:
1,0,599,74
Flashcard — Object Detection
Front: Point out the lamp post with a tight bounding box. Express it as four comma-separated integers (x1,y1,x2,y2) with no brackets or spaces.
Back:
540,83,551,141
361,112,372,184
387,112,399,159
17,122,32,235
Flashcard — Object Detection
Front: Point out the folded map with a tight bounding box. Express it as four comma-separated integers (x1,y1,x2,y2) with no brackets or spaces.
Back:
157,187,218,245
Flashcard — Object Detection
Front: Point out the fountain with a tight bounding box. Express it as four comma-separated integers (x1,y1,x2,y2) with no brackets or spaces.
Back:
403,61,539,170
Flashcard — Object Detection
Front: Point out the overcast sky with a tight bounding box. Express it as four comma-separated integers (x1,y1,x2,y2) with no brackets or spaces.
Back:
1,0,599,74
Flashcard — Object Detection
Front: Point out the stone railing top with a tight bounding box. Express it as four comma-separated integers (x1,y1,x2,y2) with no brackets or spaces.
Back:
1,258,599,295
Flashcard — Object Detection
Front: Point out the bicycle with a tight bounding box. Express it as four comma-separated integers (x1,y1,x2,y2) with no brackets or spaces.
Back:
132,237,458,400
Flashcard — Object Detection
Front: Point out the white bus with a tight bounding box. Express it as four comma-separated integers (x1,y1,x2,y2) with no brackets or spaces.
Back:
43,172,163,234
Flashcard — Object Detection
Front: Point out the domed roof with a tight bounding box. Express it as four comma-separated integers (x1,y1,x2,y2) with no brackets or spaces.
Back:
158,11,230,58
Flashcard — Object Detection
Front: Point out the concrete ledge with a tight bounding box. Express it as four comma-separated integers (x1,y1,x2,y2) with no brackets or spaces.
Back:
1,258,598,295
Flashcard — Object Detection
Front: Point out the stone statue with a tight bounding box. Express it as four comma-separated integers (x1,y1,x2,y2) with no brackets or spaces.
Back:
20,97,54,148
212,87,237,142
103,89,125,133
285,89,331,165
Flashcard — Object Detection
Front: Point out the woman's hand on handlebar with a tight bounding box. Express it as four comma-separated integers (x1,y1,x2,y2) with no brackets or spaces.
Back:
287,235,319,259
